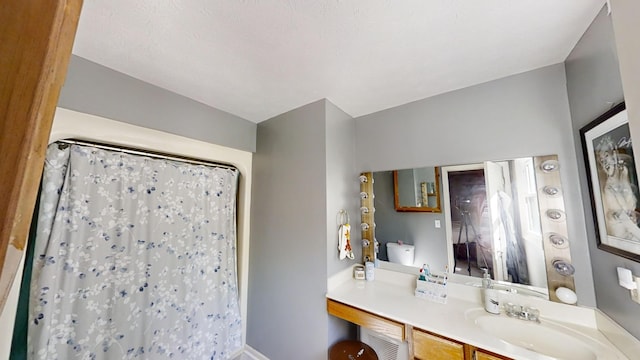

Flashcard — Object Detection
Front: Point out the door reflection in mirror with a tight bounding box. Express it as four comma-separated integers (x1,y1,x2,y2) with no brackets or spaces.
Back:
443,159,547,290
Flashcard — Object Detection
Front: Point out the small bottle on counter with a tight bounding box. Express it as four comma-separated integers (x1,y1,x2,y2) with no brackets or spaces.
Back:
365,261,375,281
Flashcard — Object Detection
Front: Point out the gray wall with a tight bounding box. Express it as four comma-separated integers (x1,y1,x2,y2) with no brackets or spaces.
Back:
326,101,360,277
354,63,597,307
59,55,256,152
325,100,360,345
565,7,640,338
249,100,353,359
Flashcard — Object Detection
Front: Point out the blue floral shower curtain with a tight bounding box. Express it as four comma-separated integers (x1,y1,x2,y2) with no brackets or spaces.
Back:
27,143,242,360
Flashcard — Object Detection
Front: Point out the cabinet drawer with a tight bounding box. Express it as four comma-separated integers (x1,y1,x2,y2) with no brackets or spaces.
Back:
327,299,405,341
412,328,464,360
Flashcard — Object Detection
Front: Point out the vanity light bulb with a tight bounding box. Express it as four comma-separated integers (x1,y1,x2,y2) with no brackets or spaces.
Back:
555,287,578,304
548,233,568,249
361,223,370,231
541,159,559,172
546,209,565,221
552,259,575,276
543,186,560,196
359,175,368,183
360,206,369,214
360,191,368,199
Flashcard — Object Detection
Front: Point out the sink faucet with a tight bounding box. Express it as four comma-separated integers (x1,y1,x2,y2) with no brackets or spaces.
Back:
505,303,540,323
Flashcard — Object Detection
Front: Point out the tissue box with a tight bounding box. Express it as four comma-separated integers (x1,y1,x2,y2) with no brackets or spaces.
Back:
415,273,448,304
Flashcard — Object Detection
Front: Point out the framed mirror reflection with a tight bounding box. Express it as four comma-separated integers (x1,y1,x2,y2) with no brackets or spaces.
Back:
393,167,441,213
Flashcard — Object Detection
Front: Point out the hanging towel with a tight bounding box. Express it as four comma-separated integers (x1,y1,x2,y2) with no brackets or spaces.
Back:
338,223,355,260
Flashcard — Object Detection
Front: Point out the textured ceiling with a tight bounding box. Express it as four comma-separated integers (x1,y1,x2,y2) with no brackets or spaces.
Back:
72,0,605,123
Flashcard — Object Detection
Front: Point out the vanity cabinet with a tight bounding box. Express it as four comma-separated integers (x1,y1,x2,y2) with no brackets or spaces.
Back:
327,299,512,360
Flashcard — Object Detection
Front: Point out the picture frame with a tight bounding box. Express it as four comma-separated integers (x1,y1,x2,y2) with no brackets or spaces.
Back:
580,102,640,262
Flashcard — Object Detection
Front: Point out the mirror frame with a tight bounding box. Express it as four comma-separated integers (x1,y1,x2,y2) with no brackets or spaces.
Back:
393,167,442,213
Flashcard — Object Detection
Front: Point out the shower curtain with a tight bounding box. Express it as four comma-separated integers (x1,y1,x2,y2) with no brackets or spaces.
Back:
27,143,242,359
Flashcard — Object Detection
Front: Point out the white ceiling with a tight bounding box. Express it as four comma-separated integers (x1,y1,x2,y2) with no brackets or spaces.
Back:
72,0,605,123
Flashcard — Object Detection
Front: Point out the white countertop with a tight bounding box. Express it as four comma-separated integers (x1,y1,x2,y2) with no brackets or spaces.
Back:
327,266,638,360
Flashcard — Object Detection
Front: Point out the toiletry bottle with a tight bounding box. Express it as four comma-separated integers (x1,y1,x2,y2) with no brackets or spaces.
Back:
419,264,429,281
365,261,375,281
482,269,500,314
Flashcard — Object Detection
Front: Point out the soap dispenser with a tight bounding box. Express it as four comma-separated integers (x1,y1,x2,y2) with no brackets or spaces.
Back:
482,269,500,314
482,268,492,289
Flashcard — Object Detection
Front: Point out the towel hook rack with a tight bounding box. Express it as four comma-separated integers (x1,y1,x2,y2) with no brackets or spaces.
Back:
337,209,350,226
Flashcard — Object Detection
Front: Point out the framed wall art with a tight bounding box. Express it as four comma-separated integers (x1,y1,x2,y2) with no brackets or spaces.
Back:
581,102,640,262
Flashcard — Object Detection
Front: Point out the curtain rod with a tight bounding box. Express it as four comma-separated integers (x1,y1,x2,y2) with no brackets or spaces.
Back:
55,139,238,171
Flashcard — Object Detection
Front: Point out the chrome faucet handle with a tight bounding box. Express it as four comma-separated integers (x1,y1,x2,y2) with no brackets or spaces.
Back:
521,306,540,323
505,302,521,317
528,307,540,323
505,303,540,322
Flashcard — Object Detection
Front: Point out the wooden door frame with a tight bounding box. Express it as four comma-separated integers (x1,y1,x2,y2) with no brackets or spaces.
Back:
0,0,83,312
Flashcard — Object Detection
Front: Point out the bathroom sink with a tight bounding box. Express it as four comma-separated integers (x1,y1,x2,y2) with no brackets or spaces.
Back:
464,308,621,360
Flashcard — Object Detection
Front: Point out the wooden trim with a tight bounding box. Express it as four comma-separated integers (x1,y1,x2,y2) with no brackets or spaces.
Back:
360,172,376,263
327,299,405,341
405,323,415,357
533,155,576,302
0,0,83,312
464,344,476,360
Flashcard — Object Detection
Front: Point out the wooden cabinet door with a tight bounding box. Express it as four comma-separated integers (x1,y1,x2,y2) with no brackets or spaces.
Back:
472,348,512,360
412,329,464,360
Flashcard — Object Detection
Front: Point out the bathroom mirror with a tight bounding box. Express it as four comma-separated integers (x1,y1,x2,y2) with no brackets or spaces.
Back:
393,167,441,213
366,155,575,303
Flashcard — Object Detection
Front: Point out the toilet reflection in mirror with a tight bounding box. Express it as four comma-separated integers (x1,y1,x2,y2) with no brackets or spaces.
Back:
386,242,415,266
